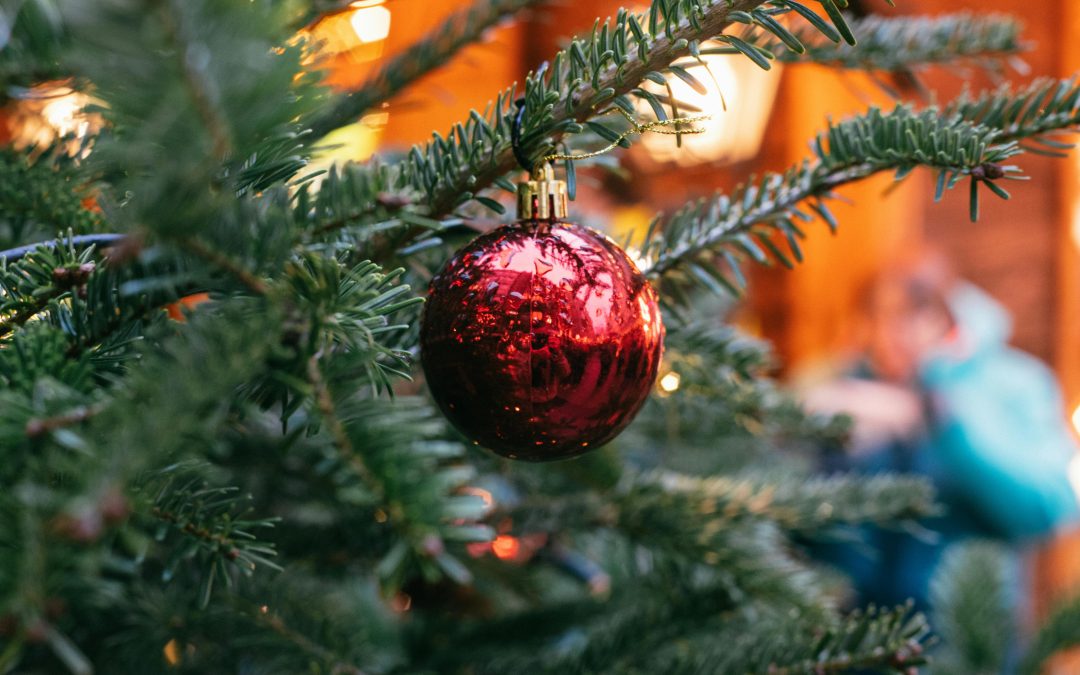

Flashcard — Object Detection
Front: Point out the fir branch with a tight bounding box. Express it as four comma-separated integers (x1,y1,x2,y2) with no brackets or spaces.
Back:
179,237,268,295
655,321,851,446
249,605,368,675
0,149,104,251
308,0,854,234
246,256,422,417
929,541,1013,674
945,77,1080,148
0,237,104,339
145,470,282,609
511,470,936,542
24,402,104,439
315,396,492,589
663,604,930,674
309,0,547,137
62,0,320,234
423,572,769,674
639,78,1080,291
739,12,1025,72
159,0,235,160
306,353,381,498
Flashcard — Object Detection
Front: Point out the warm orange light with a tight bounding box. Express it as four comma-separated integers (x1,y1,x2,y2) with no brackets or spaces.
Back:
491,534,520,560
165,293,212,322
163,639,181,666
303,0,390,62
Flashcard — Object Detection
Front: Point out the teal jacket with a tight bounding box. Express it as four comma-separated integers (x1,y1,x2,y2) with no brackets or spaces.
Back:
818,284,1079,609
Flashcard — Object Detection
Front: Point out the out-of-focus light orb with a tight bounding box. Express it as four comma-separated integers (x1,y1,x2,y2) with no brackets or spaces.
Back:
491,535,521,561
659,371,681,393
639,55,782,166
350,1,391,43
4,82,102,155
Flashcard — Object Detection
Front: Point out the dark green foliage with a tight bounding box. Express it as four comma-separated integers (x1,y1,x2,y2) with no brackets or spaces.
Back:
0,149,102,250
1,0,1078,672
737,12,1025,72
0,0,69,94
929,541,1012,675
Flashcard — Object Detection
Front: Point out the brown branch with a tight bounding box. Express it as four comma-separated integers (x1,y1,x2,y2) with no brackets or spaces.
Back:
306,354,382,500
250,605,368,675
24,403,106,439
180,237,268,295
159,0,234,159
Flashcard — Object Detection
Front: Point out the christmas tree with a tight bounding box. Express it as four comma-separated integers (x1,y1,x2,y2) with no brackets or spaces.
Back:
2,0,1080,672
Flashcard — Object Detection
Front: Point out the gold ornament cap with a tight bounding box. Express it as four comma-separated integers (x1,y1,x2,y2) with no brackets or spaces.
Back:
516,162,568,221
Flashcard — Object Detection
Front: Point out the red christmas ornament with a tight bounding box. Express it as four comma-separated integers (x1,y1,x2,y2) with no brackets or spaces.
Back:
421,164,664,461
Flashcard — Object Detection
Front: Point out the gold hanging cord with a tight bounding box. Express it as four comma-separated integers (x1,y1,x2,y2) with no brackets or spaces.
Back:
542,107,711,163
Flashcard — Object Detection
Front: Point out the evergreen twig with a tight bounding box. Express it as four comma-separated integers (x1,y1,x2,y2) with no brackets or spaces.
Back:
640,79,1080,294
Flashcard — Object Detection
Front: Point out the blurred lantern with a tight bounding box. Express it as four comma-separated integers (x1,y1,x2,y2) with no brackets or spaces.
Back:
2,81,102,156
639,56,782,166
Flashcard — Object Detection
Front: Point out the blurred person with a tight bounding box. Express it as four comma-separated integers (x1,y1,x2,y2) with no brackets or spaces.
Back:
801,249,1080,614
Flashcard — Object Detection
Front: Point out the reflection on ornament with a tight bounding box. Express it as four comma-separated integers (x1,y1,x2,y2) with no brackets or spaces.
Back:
639,55,782,165
421,217,665,461
459,486,495,512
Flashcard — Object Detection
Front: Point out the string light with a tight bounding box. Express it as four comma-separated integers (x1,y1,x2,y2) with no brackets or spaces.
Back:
491,534,521,561
659,371,681,393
